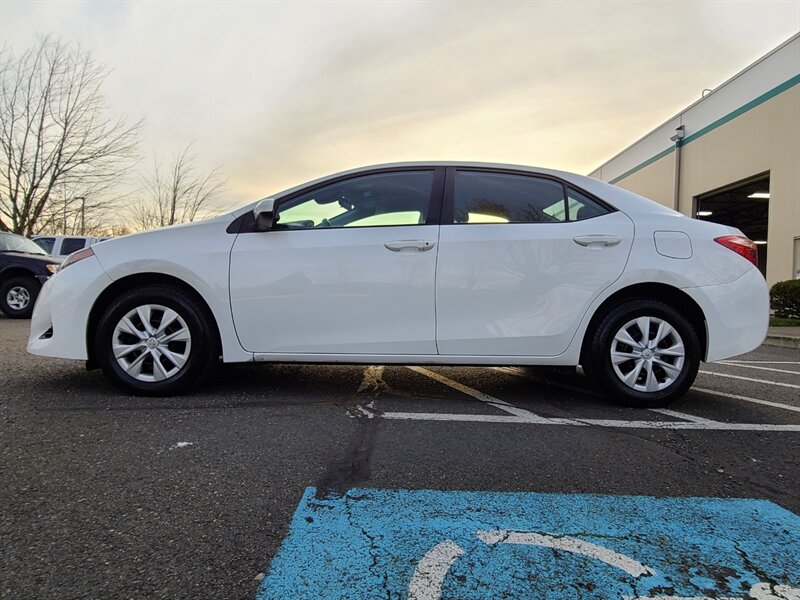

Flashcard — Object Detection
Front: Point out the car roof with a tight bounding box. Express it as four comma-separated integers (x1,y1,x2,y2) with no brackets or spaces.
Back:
231,161,681,219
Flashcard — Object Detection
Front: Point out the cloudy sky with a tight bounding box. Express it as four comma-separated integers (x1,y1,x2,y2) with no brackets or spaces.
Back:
1,0,798,212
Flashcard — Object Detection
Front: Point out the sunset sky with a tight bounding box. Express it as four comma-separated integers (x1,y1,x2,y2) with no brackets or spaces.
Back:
2,0,798,212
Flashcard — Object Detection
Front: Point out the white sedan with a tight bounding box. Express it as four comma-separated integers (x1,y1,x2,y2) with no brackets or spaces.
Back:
27,163,768,407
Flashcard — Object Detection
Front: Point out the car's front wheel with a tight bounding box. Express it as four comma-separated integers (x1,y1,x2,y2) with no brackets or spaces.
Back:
95,285,218,396
0,276,40,319
584,300,701,408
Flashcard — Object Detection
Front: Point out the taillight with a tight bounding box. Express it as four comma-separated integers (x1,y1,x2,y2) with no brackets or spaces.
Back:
715,235,758,268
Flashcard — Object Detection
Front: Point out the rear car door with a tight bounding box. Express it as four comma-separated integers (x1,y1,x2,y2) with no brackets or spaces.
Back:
435,168,634,356
229,168,444,355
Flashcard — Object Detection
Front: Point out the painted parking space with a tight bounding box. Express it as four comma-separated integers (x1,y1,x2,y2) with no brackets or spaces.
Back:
360,364,800,431
258,488,800,599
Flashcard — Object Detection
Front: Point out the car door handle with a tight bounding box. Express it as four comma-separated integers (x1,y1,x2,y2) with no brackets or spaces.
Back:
384,240,436,252
573,235,621,247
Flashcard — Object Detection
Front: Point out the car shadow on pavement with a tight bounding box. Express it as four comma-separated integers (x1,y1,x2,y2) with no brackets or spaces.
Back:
30,362,370,413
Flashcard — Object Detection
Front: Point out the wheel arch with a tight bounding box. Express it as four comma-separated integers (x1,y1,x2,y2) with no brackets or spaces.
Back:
86,272,222,369
0,266,38,283
580,283,708,365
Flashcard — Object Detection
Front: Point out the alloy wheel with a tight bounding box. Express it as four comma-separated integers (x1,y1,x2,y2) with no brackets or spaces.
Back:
609,316,685,393
6,286,30,310
112,304,192,382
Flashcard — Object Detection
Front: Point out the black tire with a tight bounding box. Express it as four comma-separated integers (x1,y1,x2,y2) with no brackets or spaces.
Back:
0,276,41,319
583,299,701,408
95,285,219,396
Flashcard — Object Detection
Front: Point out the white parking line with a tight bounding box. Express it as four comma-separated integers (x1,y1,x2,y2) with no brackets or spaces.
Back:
691,387,800,414
649,409,717,424
716,362,800,375
723,360,800,365
698,370,800,389
407,366,557,423
494,366,800,417
381,411,800,431
494,366,720,424
397,367,800,431
383,412,530,423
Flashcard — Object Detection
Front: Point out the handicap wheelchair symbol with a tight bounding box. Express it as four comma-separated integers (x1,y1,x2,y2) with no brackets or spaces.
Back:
257,488,800,599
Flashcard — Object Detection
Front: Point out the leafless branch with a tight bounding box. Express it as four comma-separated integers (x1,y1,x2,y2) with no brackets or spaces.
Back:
0,36,140,236
129,144,225,231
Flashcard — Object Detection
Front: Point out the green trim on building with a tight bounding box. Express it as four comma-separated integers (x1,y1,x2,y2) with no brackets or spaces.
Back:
608,74,800,185
608,146,675,185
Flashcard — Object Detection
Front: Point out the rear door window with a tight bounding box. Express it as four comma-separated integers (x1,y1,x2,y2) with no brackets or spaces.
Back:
453,171,567,224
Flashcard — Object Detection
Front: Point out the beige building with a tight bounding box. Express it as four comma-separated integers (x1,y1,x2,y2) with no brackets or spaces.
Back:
590,34,800,287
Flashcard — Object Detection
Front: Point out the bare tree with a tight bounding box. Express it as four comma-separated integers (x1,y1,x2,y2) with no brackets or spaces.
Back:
0,36,139,235
129,145,224,231
31,179,131,236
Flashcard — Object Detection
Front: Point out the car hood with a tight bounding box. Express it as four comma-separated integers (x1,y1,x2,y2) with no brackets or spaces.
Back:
1,251,62,264
90,214,234,264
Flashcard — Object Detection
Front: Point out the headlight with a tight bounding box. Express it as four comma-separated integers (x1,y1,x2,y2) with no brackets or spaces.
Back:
46,264,59,274
58,247,95,272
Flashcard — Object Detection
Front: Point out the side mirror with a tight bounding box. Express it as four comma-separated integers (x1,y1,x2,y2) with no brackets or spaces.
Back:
253,198,277,231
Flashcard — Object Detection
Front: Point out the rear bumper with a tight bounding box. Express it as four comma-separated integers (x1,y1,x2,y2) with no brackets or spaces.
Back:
684,267,769,363
27,256,112,360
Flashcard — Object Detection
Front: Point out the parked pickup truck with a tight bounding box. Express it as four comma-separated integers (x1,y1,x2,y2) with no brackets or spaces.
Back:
31,235,109,258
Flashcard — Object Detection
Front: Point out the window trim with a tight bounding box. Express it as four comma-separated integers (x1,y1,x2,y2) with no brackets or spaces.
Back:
441,167,615,225
231,167,446,233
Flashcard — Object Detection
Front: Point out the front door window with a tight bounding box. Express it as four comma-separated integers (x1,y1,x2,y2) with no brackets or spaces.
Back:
275,171,435,230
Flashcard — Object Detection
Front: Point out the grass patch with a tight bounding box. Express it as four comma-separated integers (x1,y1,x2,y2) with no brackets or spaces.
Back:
770,316,800,327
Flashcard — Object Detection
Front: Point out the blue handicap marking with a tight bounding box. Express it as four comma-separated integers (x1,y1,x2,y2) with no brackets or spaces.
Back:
258,488,800,599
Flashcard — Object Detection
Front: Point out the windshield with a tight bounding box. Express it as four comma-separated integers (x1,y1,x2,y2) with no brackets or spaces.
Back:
0,232,48,255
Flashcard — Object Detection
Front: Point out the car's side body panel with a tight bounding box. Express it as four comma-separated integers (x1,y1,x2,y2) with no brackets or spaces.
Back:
89,217,252,363
247,264,768,367
229,225,440,354
28,219,249,362
435,211,635,356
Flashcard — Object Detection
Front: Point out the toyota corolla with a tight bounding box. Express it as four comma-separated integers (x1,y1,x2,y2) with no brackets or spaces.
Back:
27,163,768,407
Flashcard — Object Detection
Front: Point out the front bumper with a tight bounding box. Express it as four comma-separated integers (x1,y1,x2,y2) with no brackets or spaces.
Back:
27,256,113,360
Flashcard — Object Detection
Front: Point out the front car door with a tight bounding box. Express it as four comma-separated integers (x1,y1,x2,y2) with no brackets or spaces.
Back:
229,168,444,355
436,168,634,356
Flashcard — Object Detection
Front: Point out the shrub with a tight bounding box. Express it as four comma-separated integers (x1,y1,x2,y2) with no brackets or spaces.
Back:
770,279,800,319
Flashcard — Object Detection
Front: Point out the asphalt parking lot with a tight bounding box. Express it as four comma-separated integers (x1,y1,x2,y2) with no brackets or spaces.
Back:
2,315,799,599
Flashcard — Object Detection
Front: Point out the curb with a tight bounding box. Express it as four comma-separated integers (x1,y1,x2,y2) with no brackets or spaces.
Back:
763,335,800,350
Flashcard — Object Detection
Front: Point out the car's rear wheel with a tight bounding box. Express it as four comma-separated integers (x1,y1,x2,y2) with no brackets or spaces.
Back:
0,276,40,319
95,285,218,396
584,299,701,408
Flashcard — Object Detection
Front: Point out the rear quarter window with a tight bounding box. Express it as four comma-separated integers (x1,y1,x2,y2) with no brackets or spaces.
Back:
60,238,88,255
566,188,610,221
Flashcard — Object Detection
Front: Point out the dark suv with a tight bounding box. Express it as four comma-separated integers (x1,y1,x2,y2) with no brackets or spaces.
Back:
0,232,61,318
